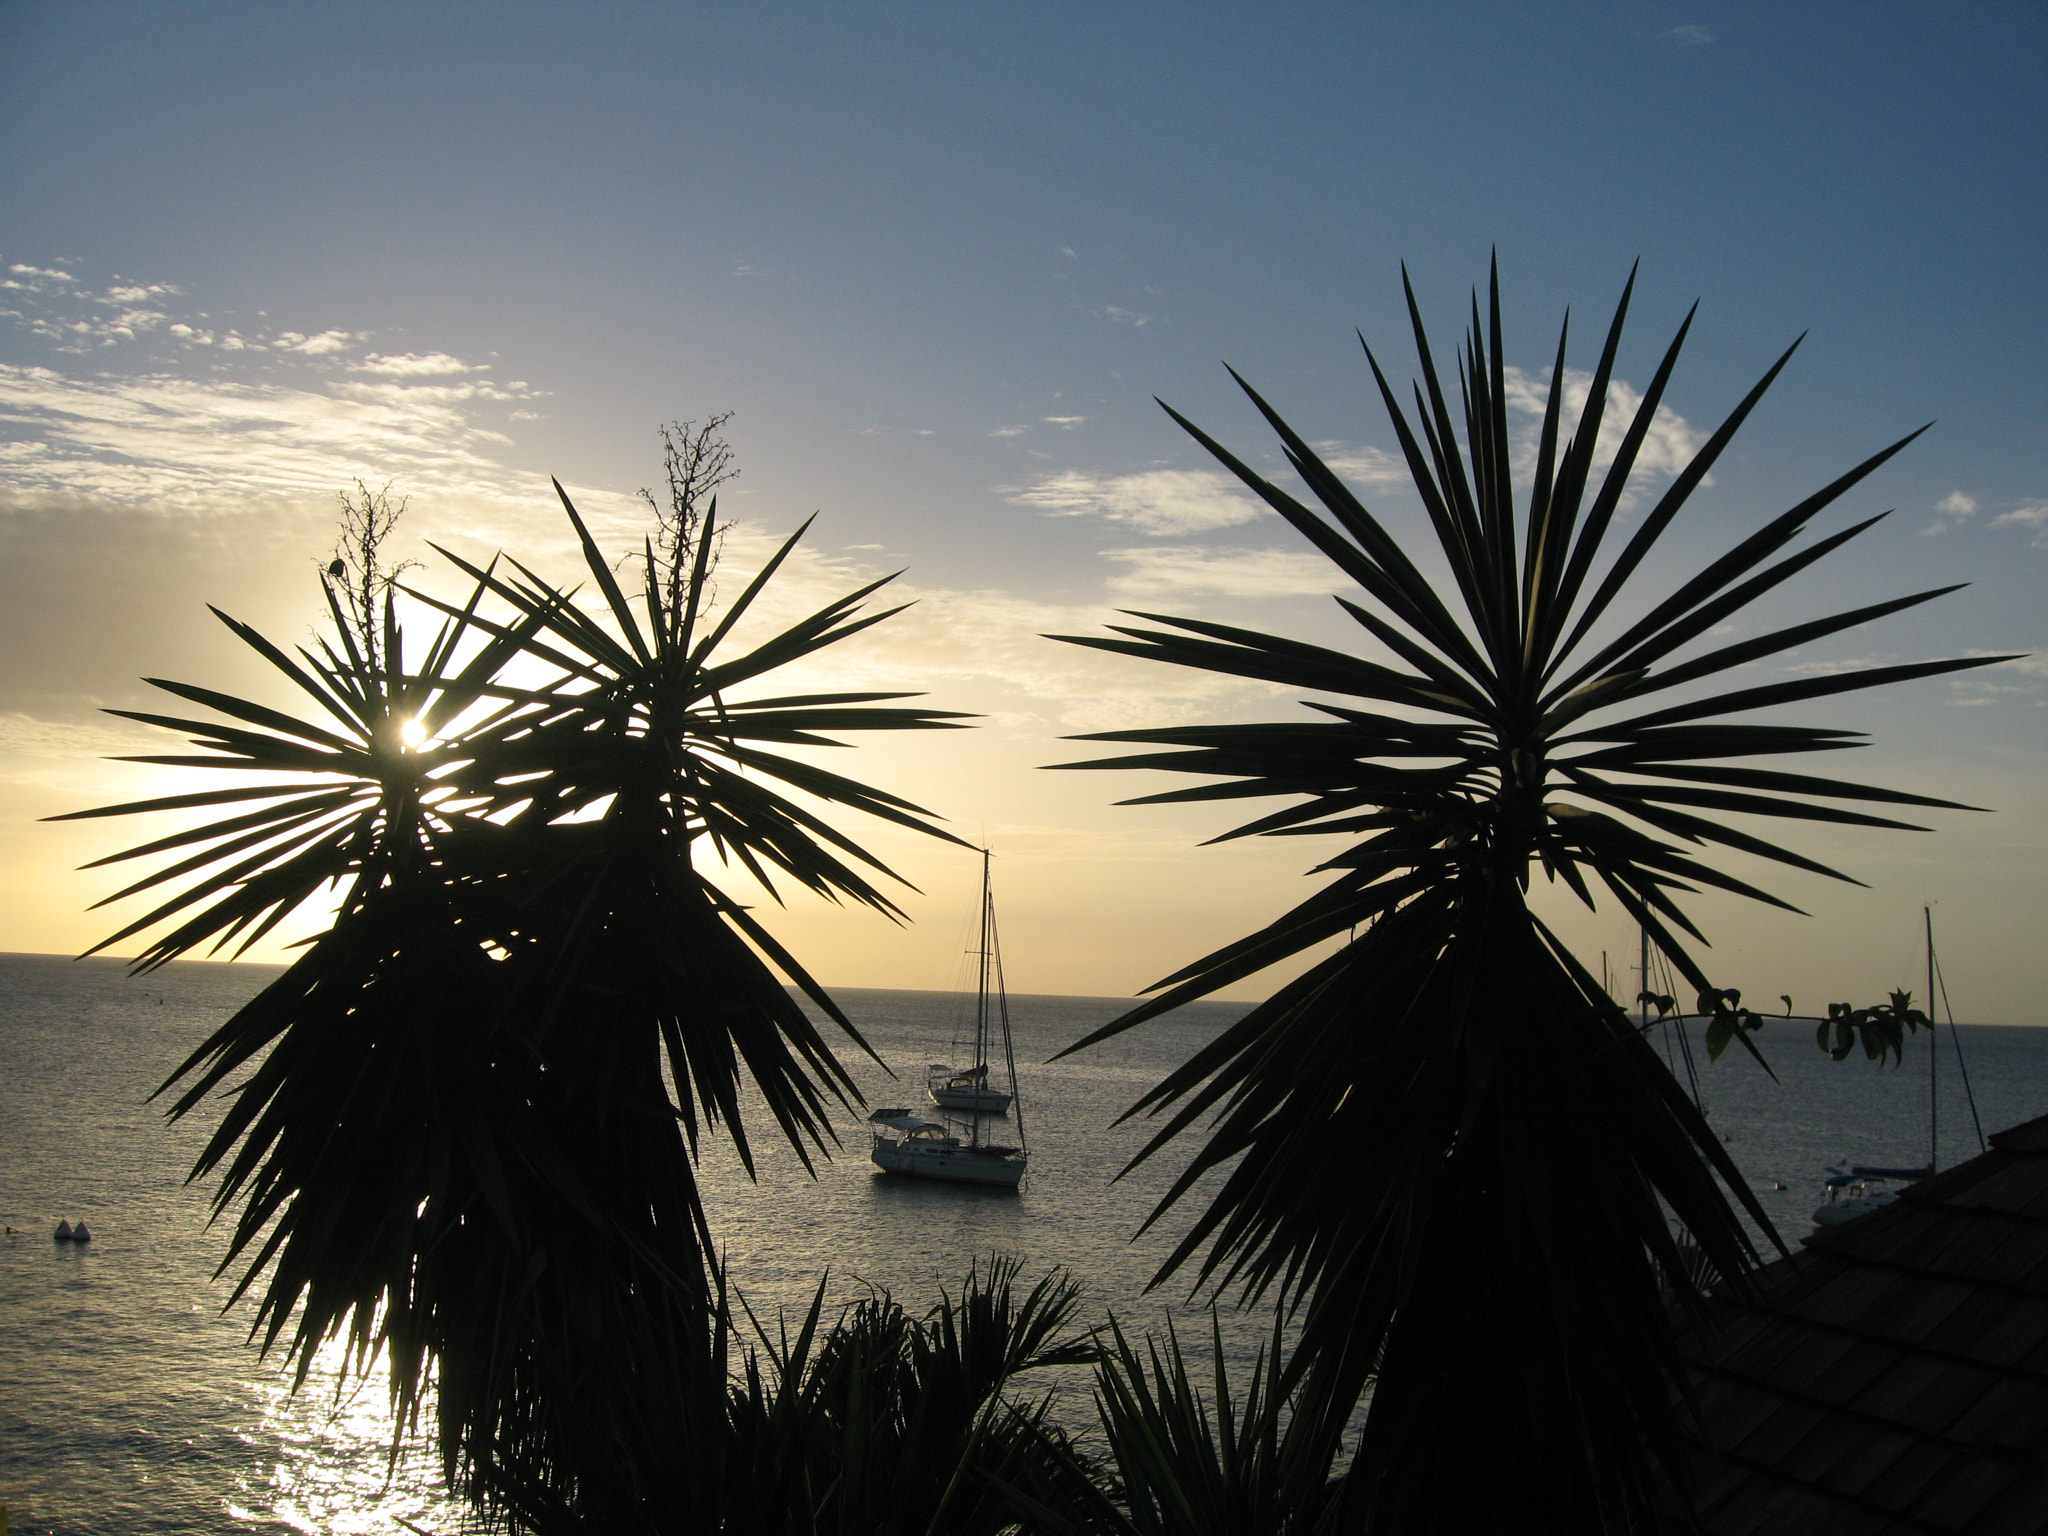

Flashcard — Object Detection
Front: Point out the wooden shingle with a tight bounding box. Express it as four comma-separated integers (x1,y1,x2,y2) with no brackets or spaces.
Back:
1671,1110,2048,1533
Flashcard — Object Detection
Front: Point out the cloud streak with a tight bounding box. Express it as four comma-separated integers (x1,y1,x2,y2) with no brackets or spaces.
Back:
1101,545,1339,600
0,263,568,532
1498,364,1705,499
353,352,481,377
0,267,1294,762
0,364,545,515
1991,503,2048,547
1019,363,1705,555
1309,441,1412,490
1008,468,1262,535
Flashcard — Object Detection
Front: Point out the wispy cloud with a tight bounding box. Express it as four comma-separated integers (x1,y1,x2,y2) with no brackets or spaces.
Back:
1498,364,1705,505
0,364,546,514
1008,468,1262,535
989,424,1030,438
1991,502,2048,547
1101,545,1339,600
1924,490,1978,536
3,264,76,288
353,351,479,376
1043,415,1087,429
0,262,1332,896
1309,441,1412,489
1278,369,1703,516
1666,24,1714,46
0,261,627,590
1776,652,1914,680
276,329,362,356
0,263,380,365
1773,651,2038,712
1944,651,2045,708
1103,305,1153,328
0,709,159,761
723,562,1288,736
2,265,233,352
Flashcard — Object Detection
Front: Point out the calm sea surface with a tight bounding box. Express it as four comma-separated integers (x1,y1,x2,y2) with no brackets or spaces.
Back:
2,950,2042,1534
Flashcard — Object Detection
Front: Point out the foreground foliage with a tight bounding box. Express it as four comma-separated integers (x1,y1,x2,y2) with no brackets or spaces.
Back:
62,456,1337,1535
1009,1313,1342,1536
59,479,969,1524
1052,263,2008,1531
718,1258,1100,1536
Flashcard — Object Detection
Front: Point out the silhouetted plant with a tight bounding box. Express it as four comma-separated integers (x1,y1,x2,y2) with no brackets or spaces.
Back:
1816,990,1933,1065
1642,983,1931,1067
1050,262,2010,1532
640,412,738,631
326,478,422,673
56,476,971,1528
1007,1311,1341,1536
719,1257,1100,1535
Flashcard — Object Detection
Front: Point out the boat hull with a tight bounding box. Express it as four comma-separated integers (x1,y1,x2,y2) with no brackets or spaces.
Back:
871,1136,1024,1188
928,1084,1012,1113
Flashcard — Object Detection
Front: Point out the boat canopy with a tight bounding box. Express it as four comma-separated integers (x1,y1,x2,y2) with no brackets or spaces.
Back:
872,1113,942,1132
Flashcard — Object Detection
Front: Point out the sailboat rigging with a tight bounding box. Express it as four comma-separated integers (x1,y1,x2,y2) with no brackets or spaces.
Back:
869,849,1028,1189
929,857,1017,1114
1814,905,1986,1226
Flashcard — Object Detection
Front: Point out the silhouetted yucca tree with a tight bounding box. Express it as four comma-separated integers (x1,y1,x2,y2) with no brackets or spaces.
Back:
57,479,970,1527
1050,263,2010,1533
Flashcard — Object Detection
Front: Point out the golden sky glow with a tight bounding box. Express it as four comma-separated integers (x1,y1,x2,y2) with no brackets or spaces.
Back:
2,6,2042,1027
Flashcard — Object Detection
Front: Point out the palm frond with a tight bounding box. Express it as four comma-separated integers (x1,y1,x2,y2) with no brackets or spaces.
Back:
1050,263,2015,1531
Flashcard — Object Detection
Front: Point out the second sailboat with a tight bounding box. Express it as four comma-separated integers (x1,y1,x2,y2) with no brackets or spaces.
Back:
928,848,1020,1114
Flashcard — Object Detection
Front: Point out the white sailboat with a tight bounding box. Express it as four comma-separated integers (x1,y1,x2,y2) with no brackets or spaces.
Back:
926,849,1018,1115
870,849,1027,1188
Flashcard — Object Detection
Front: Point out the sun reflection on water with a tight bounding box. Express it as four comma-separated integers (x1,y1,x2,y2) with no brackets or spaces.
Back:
230,1334,476,1535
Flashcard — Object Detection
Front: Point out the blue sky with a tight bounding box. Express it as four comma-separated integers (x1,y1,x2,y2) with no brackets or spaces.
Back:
2,4,2043,1027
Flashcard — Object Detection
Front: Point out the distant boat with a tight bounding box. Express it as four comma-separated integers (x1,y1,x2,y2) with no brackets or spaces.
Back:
873,848,1028,1188
1811,907,1985,1229
53,1220,73,1242
929,1062,1010,1114
867,1109,1026,1188
71,1221,91,1243
1813,1171,1901,1227
925,848,1020,1117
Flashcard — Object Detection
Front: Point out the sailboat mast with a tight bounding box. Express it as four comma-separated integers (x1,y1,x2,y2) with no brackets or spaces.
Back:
1927,905,1938,1175
1639,923,1650,1028
988,872,1026,1158
970,856,995,1155
977,848,994,1073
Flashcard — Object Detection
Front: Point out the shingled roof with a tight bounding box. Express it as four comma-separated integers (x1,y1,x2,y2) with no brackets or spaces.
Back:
1672,1112,2048,1535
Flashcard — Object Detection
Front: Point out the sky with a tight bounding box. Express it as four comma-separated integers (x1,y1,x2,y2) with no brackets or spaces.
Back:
2,3,2044,1032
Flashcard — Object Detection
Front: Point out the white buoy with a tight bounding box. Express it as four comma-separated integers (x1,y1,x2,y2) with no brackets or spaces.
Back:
53,1220,73,1241
71,1222,92,1243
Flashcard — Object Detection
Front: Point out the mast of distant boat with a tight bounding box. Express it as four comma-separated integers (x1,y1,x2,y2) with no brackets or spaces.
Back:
1926,905,1939,1176
996,873,1026,1160
971,847,993,1151
1639,924,1651,1031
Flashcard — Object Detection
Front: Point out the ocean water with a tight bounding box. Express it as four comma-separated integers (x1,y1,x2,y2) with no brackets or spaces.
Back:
2,950,2041,1533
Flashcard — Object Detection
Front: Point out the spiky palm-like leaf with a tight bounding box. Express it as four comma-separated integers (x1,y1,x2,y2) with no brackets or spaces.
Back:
55,487,971,1524
1006,1311,1341,1536
719,1257,1100,1535
1049,263,2013,1532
